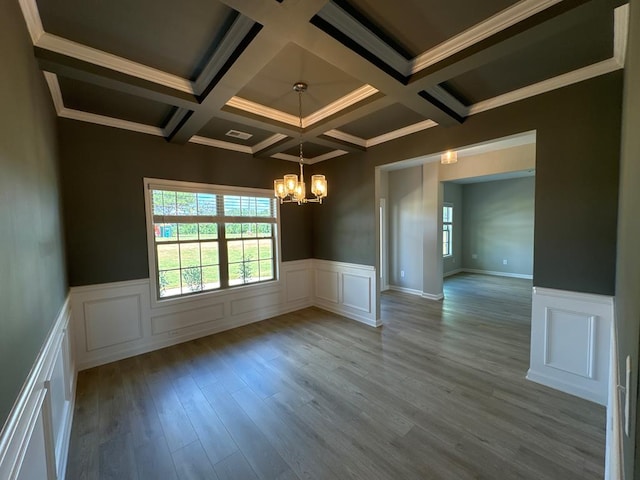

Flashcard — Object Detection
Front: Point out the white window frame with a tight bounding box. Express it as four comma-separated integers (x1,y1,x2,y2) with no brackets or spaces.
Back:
443,203,453,258
143,177,281,306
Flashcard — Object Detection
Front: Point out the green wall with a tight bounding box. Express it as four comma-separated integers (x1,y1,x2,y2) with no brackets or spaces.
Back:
0,0,68,429
387,165,423,290
312,71,622,296
461,177,535,276
57,120,311,286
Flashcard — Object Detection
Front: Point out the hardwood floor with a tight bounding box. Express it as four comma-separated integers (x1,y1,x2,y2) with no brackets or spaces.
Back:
65,273,606,480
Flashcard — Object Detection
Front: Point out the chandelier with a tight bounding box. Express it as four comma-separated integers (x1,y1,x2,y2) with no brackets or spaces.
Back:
274,82,327,204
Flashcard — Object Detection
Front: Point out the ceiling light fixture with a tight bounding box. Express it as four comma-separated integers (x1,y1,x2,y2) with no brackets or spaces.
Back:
441,150,458,164
274,82,327,204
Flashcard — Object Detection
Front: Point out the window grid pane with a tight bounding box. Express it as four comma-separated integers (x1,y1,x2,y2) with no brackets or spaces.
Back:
151,188,277,299
443,204,453,257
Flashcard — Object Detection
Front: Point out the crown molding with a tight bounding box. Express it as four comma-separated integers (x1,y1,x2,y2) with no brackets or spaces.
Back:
323,129,367,147
325,118,437,149
469,4,628,116
613,4,629,67
42,72,65,114
36,33,194,94
304,85,379,127
252,133,288,153
270,151,348,164
468,57,622,116
366,119,438,147
411,0,563,74
227,85,379,129
190,132,288,155
306,149,348,164
271,153,300,162
59,108,165,136
18,0,45,44
189,135,253,153
226,96,300,127
193,15,257,96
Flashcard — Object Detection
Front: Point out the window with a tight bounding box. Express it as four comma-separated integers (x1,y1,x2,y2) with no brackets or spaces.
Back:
145,179,278,300
443,204,453,257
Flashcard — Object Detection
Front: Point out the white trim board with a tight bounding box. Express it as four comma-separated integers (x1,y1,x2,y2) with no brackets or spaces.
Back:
460,268,533,280
0,297,76,480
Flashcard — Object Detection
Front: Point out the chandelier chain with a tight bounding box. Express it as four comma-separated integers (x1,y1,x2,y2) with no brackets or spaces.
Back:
298,86,303,165
273,81,326,205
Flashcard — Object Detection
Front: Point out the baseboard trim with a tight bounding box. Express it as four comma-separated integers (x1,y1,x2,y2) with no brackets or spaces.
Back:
388,285,444,301
314,302,381,328
421,292,444,301
526,369,606,405
388,285,423,296
444,268,463,278
462,268,533,279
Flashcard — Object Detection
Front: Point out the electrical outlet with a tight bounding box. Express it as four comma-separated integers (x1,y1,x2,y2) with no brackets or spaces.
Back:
400,270,405,278
472,254,478,259
503,259,508,265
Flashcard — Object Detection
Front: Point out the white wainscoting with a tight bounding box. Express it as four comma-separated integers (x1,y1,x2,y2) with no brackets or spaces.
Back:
70,259,379,370
71,260,315,370
0,298,76,480
527,287,613,406
313,260,379,327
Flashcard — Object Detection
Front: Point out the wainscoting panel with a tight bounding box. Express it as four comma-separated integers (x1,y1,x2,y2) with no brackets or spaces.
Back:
230,291,282,316
315,269,339,304
84,294,143,351
71,261,316,370
313,260,379,327
544,309,595,378
0,299,75,480
342,273,371,313
285,267,311,303
528,287,613,405
151,302,225,335
70,259,380,370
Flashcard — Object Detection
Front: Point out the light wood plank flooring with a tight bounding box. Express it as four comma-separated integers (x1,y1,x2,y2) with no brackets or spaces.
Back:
66,273,605,479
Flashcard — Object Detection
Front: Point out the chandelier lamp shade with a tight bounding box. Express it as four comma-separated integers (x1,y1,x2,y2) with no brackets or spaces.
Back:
274,82,328,204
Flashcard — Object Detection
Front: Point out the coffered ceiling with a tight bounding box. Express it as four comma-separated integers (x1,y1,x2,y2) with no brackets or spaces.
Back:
18,0,628,164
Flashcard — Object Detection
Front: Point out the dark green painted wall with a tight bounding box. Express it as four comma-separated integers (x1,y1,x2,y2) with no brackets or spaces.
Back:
57,120,311,286
312,71,623,296
0,1,67,429
461,177,535,276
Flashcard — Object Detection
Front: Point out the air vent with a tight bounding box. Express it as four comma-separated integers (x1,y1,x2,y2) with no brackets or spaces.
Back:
225,129,253,140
